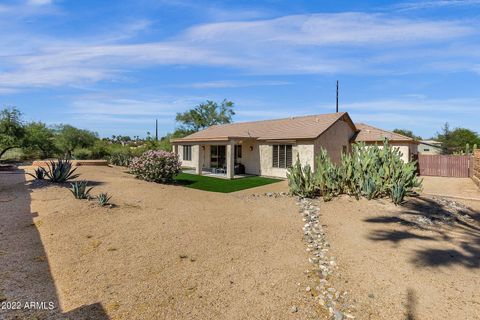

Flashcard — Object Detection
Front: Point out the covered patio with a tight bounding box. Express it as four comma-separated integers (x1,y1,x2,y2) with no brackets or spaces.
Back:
172,138,249,180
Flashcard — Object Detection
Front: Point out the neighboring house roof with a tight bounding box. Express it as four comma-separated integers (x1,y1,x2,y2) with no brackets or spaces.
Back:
172,112,356,142
420,140,442,147
352,123,418,144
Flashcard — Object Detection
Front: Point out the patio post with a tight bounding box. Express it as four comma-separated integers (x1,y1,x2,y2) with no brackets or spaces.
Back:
226,140,235,179
194,144,202,175
172,144,178,156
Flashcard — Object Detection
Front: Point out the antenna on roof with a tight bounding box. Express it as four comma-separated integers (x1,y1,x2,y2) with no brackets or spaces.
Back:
336,80,339,113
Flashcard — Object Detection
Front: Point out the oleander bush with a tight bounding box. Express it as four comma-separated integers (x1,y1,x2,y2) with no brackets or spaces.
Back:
129,150,181,183
287,141,422,204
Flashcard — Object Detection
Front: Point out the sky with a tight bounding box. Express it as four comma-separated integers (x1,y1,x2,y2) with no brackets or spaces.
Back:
1,0,480,139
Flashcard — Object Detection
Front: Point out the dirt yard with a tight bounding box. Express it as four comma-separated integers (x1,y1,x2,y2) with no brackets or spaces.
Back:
1,166,479,320
0,166,323,319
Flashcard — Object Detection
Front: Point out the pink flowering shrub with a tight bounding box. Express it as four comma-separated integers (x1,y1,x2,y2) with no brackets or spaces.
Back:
129,150,181,183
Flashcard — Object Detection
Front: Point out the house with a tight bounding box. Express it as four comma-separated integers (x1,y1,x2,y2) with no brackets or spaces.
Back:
418,140,443,155
171,112,418,179
352,123,419,163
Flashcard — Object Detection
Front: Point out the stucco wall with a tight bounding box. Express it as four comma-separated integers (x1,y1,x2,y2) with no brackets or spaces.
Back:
418,143,442,155
177,144,200,168
314,118,355,167
258,141,314,178
363,142,418,163
238,139,261,175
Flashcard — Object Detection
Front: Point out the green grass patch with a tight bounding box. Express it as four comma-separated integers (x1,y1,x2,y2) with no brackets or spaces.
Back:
174,172,282,193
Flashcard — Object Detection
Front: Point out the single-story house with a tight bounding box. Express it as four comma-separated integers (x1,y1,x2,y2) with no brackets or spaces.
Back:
418,140,443,155
171,112,418,179
352,123,419,163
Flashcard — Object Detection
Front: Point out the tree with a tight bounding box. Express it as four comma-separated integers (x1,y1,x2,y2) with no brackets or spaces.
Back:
24,122,57,159
393,129,422,141
435,122,480,154
54,124,98,158
0,107,25,159
175,99,235,133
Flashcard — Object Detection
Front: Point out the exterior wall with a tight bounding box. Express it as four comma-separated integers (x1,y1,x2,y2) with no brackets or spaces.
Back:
418,143,442,155
258,141,315,178
177,144,201,168
238,139,261,175
314,118,355,167
363,142,418,163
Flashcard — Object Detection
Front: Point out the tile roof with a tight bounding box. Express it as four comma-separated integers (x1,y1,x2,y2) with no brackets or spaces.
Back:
353,123,416,143
172,112,354,142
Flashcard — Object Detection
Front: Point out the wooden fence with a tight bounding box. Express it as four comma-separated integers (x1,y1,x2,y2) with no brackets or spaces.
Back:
418,154,471,178
472,150,480,188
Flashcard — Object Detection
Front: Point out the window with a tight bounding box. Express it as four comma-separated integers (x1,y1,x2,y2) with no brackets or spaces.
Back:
183,145,192,161
235,145,242,159
272,145,292,168
424,148,430,152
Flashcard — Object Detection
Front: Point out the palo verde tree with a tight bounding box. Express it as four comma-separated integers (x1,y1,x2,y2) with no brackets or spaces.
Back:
435,122,480,154
24,122,57,158
0,107,25,160
175,99,235,133
393,128,422,141
54,124,98,158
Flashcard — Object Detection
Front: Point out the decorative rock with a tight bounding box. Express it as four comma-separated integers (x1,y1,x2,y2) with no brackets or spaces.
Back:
290,306,298,313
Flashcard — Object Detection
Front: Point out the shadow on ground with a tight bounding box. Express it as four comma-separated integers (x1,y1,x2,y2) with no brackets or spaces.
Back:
364,196,480,269
0,170,109,319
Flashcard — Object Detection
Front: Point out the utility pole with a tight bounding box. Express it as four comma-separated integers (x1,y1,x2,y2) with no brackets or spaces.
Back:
336,80,339,113
155,118,158,141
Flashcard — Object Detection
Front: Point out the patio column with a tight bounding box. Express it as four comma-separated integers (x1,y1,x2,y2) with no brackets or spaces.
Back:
194,144,203,175
226,140,235,179
172,144,178,156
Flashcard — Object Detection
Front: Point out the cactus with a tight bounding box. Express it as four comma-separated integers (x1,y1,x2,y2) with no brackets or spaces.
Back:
466,143,470,155
45,159,80,183
286,156,317,198
97,193,112,206
69,180,93,199
27,167,46,180
391,180,406,205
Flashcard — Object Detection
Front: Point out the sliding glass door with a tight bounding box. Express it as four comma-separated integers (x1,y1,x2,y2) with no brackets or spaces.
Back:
210,145,226,168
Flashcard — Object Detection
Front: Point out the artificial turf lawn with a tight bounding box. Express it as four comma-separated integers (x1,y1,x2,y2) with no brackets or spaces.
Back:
174,172,282,193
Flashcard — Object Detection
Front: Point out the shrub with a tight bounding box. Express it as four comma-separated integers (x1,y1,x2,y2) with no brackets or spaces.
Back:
45,159,80,183
97,192,112,206
287,141,422,204
69,180,93,199
129,150,181,183
73,148,92,160
109,151,133,167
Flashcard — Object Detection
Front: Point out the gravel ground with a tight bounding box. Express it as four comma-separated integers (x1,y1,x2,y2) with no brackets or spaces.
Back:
0,166,324,319
1,166,479,320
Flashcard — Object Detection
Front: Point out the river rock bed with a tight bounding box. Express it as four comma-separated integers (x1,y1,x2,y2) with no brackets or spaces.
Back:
297,197,355,320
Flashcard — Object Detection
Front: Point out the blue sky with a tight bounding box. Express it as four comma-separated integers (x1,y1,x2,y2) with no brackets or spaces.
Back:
1,0,479,138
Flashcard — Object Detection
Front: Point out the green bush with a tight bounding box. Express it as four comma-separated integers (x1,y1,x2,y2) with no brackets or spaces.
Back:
73,148,92,160
287,141,422,204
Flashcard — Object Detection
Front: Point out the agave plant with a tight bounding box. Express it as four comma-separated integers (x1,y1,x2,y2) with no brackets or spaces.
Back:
69,180,93,199
45,159,80,183
27,167,46,180
97,193,112,206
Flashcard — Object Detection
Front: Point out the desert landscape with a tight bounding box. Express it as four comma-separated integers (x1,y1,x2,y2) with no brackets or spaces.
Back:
1,166,479,319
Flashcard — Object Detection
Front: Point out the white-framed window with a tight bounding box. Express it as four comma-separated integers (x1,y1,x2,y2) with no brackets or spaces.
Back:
272,145,292,168
183,145,192,161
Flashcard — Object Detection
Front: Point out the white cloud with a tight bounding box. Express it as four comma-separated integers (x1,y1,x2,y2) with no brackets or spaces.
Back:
393,0,480,11
27,0,53,5
0,12,477,91
173,80,291,89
